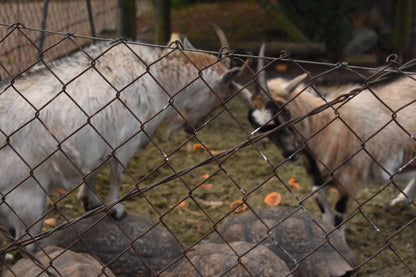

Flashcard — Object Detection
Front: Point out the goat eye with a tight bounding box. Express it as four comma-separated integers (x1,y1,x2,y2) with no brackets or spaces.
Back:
273,101,290,120
282,108,291,119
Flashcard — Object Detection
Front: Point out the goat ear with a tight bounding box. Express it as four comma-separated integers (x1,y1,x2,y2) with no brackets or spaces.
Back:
283,73,308,94
183,37,196,50
168,32,182,46
222,67,241,84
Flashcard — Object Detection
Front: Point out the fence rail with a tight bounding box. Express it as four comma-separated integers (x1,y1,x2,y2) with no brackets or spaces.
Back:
0,23,415,277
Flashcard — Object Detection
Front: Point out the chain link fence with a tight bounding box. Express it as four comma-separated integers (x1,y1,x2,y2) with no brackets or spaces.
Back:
0,0,150,80
0,22,415,277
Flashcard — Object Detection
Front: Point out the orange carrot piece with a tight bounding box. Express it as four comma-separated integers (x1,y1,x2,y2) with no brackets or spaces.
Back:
230,201,247,213
288,177,300,189
264,192,282,206
43,218,57,227
329,188,339,195
193,143,209,150
275,63,288,72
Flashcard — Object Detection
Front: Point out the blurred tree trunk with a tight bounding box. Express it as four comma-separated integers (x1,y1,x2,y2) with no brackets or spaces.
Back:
256,0,308,42
118,0,137,40
393,0,412,61
409,0,416,58
155,0,171,44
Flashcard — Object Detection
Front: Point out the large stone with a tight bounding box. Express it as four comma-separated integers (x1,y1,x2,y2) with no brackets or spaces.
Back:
3,246,115,277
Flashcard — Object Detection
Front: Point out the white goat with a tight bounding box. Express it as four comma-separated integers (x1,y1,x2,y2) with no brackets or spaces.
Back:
248,45,416,239
0,40,243,252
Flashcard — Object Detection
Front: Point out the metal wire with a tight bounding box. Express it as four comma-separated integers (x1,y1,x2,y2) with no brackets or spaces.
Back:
0,21,415,277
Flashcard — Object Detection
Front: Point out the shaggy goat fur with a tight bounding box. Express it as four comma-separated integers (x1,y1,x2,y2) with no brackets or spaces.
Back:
249,69,416,239
0,41,242,252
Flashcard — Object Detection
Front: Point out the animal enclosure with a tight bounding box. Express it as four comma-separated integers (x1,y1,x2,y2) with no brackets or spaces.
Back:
0,23,416,277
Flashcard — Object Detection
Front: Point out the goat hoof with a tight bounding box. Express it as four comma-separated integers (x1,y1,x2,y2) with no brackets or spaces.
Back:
80,196,90,211
390,196,407,207
110,205,127,220
80,197,101,212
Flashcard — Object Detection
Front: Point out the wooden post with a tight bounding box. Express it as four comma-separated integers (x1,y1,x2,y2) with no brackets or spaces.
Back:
118,0,137,40
155,0,171,44
393,0,412,61
86,0,96,37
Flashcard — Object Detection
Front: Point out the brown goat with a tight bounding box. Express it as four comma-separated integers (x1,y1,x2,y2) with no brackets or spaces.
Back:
248,45,416,239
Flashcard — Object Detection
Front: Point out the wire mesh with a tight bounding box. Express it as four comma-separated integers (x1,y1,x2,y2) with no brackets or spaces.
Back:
0,23,415,277
0,0,120,79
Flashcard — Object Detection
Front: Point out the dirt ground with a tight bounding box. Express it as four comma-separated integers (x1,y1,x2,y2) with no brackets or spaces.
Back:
45,75,416,277
3,63,415,276
1,1,416,276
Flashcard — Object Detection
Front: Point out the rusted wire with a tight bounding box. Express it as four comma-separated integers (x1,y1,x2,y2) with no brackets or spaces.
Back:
1,22,416,277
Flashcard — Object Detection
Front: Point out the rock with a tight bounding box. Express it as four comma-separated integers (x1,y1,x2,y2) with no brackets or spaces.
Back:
162,241,292,276
211,206,356,277
40,212,182,276
2,246,115,277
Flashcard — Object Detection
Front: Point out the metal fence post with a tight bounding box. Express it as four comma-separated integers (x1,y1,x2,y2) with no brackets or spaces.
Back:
86,0,96,37
117,0,136,40
38,0,49,60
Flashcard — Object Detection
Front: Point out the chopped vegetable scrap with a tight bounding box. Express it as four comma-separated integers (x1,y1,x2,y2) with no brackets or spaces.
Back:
170,201,187,209
192,143,224,155
275,63,288,72
51,189,67,196
264,192,282,206
230,200,247,213
43,218,57,227
177,201,187,208
193,143,209,150
288,177,300,189
329,188,339,195
200,183,213,190
208,150,225,155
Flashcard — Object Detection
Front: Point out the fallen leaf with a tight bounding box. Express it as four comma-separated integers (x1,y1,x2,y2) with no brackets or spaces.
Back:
267,178,275,183
198,199,223,208
288,177,300,189
43,218,57,227
206,150,225,155
186,144,193,152
186,219,203,229
202,173,210,179
230,200,247,213
264,192,282,206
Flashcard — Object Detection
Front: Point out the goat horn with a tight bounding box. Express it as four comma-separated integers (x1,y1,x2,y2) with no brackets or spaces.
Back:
182,37,196,50
250,43,269,109
257,43,270,95
283,73,308,94
209,22,230,49
209,22,232,68
232,81,255,109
